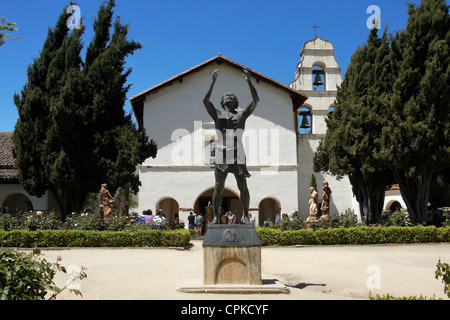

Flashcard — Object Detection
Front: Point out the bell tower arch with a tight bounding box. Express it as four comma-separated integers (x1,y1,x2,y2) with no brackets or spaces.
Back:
290,36,343,135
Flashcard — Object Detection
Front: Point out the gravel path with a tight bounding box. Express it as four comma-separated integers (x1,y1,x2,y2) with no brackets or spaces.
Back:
38,241,450,301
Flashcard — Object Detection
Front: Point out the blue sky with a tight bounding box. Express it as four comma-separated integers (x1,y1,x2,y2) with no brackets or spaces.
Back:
0,0,428,132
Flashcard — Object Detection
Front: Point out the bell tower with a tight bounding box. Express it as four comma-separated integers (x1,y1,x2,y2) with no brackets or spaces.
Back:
291,36,356,220
290,36,343,135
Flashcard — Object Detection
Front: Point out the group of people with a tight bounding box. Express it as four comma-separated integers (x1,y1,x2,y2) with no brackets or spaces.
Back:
141,209,173,223
187,210,256,236
187,212,204,236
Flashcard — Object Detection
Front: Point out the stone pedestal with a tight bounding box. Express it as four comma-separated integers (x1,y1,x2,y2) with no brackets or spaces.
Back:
178,224,289,294
203,224,261,285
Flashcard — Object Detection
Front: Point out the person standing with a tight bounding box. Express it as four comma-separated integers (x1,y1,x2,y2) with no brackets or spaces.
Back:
228,211,236,224
195,212,204,236
187,212,195,230
274,210,280,224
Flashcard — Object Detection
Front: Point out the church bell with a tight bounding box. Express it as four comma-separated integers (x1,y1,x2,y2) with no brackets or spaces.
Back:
300,114,310,129
313,73,324,87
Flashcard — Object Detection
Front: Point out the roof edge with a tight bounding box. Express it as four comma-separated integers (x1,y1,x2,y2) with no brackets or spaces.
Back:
129,55,308,126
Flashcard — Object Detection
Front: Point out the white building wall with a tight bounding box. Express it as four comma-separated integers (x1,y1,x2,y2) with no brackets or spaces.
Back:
296,136,355,218
0,184,49,212
138,63,300,225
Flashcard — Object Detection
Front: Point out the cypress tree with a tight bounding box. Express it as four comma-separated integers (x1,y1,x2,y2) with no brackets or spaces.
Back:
379,0,450,224
13,11,71,199
313,28,393,225
13,1,156,218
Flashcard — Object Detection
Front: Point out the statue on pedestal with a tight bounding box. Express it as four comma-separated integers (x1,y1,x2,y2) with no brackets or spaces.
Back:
203,68,259,224
100,183,114,218
307,187,319,223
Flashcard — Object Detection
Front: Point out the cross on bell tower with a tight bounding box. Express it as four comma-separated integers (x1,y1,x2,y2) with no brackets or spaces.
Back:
310,23,321,38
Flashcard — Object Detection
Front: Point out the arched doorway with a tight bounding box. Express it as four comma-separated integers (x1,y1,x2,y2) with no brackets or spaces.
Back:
386,200,402,213
1,193,33,213
194,187,243,222
156,197,179,223
258,197,281,226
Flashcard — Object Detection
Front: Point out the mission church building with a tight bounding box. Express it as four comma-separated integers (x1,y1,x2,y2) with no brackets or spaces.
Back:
130,36,365,226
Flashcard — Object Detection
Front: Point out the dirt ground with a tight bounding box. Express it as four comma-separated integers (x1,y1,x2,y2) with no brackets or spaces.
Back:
34,241,450,301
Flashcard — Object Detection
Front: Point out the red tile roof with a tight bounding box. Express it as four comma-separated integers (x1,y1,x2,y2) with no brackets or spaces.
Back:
0,131,19,182
129,55,308,127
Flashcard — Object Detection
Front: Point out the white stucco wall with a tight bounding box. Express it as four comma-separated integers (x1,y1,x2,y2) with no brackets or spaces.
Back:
138,166,298,227
142,64,298,167
296,136,357,218
0,184,49,212
138,63,300,225
384,190,407,211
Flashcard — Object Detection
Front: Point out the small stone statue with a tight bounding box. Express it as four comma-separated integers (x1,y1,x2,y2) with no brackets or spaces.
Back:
321,181,332,220
307,187,319,223
100,183,114,218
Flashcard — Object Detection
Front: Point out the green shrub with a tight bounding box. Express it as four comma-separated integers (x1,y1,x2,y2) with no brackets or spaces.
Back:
256,228,281,246
435,259,450,298
0,229,191,248
279,229,320,245
0,247,86,300
256,226,450,246
368,292,442,300
380,209,413,227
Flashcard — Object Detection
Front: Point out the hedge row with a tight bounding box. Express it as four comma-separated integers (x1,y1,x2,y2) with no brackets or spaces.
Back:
0,229,191,248
256,226,450,246
1,226,448,248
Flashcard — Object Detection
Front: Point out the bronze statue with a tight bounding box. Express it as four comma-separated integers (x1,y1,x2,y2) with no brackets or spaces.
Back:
100,183,114,218
203,68,259,224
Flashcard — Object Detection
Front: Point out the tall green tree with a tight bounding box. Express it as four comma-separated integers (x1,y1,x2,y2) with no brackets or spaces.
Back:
379,0,450,224
13,11,70,198
13,1,156,218
313,28,393,225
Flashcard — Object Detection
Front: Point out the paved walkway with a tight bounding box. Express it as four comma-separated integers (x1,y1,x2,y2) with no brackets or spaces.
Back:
39,241,450,300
